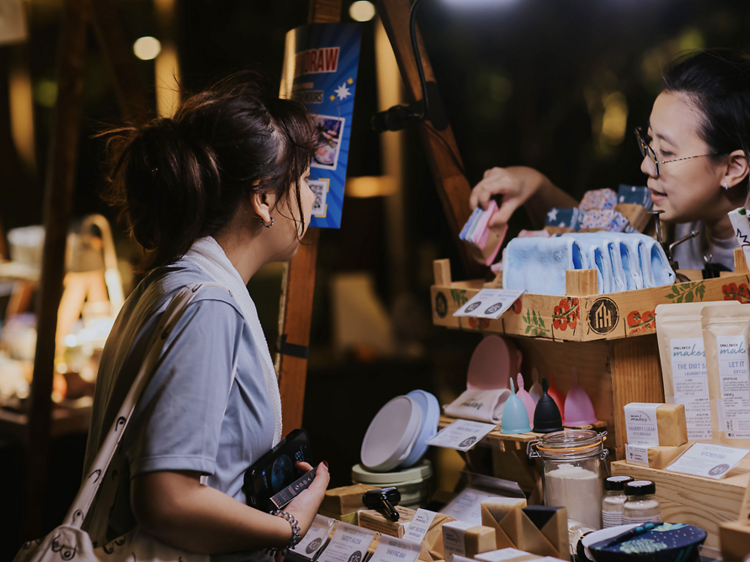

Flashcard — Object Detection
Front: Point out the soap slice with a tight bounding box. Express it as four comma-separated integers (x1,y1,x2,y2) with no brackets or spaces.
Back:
656,403,688,446
481,498,528,522
320,484,376,514
442,521,497,560
358,506,415,538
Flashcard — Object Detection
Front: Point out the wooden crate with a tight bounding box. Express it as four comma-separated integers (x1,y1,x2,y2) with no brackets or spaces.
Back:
611,458,750,548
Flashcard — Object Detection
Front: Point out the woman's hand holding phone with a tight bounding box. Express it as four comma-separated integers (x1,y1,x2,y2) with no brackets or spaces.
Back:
284,461,330,539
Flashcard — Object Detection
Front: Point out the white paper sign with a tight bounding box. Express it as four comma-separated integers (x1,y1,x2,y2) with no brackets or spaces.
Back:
439,487,505,525
318,522,377,562
402,509,438,545
291,515,334,559
426,419,497,451
666,442,749,479
625,444,649,467
370,535,422,562
453,289,524,319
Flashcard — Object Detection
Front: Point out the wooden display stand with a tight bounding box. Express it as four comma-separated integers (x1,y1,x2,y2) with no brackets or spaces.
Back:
611,458,750,549
431,251,750,459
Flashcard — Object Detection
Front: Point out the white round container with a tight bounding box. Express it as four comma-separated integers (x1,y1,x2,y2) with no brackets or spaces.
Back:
7,226,45,267
361,396,423,472
352,460,433,509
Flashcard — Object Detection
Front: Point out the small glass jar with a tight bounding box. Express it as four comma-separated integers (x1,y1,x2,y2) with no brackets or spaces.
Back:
622,480,661,525
601,475,633,528
528,430,608,529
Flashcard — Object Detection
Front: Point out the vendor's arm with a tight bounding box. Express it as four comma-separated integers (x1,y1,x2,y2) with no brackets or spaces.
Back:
470,166,578,230
132,461,329,554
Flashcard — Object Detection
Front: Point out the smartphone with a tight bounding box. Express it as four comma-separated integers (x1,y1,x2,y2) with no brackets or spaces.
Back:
244,428,314,512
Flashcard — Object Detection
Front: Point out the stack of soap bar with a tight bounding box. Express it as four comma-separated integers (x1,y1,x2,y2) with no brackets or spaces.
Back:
625,442,691,469
358,506,415,538
624,403,688,447
320,484,376,514
442,521,497,560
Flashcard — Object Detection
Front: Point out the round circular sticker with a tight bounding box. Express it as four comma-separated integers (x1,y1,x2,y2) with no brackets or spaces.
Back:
484,303,503,315
588,297,619,334
709,463,730,476
465,302,481,313
306,538,323,555
348,551,363,562
435,292,448,318
459,436,477,448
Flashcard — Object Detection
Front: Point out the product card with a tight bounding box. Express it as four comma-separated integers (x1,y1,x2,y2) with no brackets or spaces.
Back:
666,442,750,479
670,337,713,440
717,336,750,439
369,536,422,562
439,487,506,525
426,419,497,451
453,289,525,320
402,509,438,545
475,548,535,561
292,515,334,559
623,403,660,446
625,444,649,467
318,522,377,562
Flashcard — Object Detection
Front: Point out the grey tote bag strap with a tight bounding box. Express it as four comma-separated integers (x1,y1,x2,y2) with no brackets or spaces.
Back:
62,282,225,528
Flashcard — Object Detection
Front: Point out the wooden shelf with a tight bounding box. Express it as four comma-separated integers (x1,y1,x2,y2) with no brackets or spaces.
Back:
0,404,92,443
438,415,608,449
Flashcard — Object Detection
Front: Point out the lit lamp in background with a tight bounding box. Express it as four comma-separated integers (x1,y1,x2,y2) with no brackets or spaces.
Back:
346,176,398,198
350,1,376,22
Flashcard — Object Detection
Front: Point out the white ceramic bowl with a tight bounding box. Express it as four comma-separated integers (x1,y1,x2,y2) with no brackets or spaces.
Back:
360,395,423,472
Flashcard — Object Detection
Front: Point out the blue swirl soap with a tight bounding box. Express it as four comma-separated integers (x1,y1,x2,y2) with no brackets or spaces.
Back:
589,522,707,562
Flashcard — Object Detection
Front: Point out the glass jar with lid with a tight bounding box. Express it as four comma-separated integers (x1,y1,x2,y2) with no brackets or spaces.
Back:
528,430,608,529
622,480,661,524
602,475,633,528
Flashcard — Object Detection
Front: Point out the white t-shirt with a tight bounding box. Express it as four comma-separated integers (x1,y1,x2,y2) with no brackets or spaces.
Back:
672,221,738,271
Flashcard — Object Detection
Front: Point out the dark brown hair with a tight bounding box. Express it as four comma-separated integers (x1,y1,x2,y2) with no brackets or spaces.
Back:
101,70,316,272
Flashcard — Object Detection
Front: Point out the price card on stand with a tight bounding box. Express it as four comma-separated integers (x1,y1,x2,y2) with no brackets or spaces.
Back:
318,522,376,562
665,442,749,479
453,289,524,319
291,515,335,559
426,419,497,452
369,535,422,562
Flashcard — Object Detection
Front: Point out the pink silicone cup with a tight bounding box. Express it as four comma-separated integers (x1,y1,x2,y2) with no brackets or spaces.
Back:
547,371,566,425
473,200,498,246
515,373,536,424
529,367,543,404
563,367,597,426
467,335,514,390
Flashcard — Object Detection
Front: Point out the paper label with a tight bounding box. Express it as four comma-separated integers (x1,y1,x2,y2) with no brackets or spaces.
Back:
426,419,497,451
292,515,334,559
625,444,649,467
623,514,662,525
318,522,376,562
402,509,438,545
717,336,750,438
369,536,422,562
669,337,713,440
602,509,623,528
475,548,534,562
674,396,713,440
439,488,505,525
624,403,660,446
442,522,471,560
665,442,750,479
453,289,525,319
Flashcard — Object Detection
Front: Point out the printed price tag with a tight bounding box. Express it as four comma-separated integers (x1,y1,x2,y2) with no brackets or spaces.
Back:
426,419,497,451
453,289,524,319
402,509,438,545
625,444,649,467
666,442,749,479
439,487,507,526
292,515,334,559
370,535,422,562
318,522,376,562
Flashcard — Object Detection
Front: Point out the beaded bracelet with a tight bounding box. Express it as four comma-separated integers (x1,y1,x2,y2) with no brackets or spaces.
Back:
268,510,302,555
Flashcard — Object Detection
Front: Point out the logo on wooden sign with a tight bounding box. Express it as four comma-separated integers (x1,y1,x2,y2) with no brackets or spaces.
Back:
588,297,619,334
435,292,448,318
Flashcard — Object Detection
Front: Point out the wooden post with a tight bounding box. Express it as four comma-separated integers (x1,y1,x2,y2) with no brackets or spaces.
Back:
375,0,485,279
565,269,598,296
734,247,748,274
433,258,451,286
275,0,341,437
23,0,88,540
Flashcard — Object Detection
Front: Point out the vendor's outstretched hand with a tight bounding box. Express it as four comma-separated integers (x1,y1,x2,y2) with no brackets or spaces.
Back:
284,461,330,539
470,166,548,230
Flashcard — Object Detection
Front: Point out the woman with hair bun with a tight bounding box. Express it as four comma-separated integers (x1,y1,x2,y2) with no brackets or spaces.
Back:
471,48,750,271
83,71,329,559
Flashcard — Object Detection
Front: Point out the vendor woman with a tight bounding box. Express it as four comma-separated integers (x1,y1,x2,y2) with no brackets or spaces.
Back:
470,48,750,271
83,72,329,558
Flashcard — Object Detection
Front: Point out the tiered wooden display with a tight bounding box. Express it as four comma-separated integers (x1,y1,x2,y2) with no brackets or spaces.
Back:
431,250,750,459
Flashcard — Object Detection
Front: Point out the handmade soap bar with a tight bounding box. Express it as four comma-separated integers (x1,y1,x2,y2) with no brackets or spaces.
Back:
320,484,376,514
625,442,690,469
318,509,359,525
358,506,415,538
624,403,688,447
442,521,497,560
481,498,528,524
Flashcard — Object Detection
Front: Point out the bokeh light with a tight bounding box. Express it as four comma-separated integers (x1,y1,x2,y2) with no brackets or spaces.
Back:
350,1,376,22
133,36,162,61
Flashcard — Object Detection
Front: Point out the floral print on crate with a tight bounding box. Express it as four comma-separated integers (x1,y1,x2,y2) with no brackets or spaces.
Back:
627,309,656,335
723,282,750,303
553,297,579,331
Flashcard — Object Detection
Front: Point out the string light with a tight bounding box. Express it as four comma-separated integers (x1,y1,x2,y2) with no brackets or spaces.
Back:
133,36,162,61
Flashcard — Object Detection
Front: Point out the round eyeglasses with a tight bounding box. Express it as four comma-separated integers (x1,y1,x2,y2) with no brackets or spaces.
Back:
635,127,720,178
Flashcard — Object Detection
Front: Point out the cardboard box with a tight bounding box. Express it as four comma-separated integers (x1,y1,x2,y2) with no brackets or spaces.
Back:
358,506,415,538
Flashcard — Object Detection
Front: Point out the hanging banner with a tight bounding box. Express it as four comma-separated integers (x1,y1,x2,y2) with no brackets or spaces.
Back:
280,23,362,229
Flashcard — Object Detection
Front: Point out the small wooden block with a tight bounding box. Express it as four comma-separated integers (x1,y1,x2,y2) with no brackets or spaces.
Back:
320,483,376,514
734,248,749,274
434,259,452,286
720,521,750,562
565,269,598,296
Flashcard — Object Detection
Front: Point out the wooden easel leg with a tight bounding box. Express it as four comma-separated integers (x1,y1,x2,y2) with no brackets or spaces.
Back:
22,0,88,541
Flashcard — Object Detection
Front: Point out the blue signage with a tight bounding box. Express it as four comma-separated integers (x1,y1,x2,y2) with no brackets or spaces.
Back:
280,23,362,229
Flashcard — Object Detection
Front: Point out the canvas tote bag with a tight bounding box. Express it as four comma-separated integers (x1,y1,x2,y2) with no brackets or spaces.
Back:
15,282,229,562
